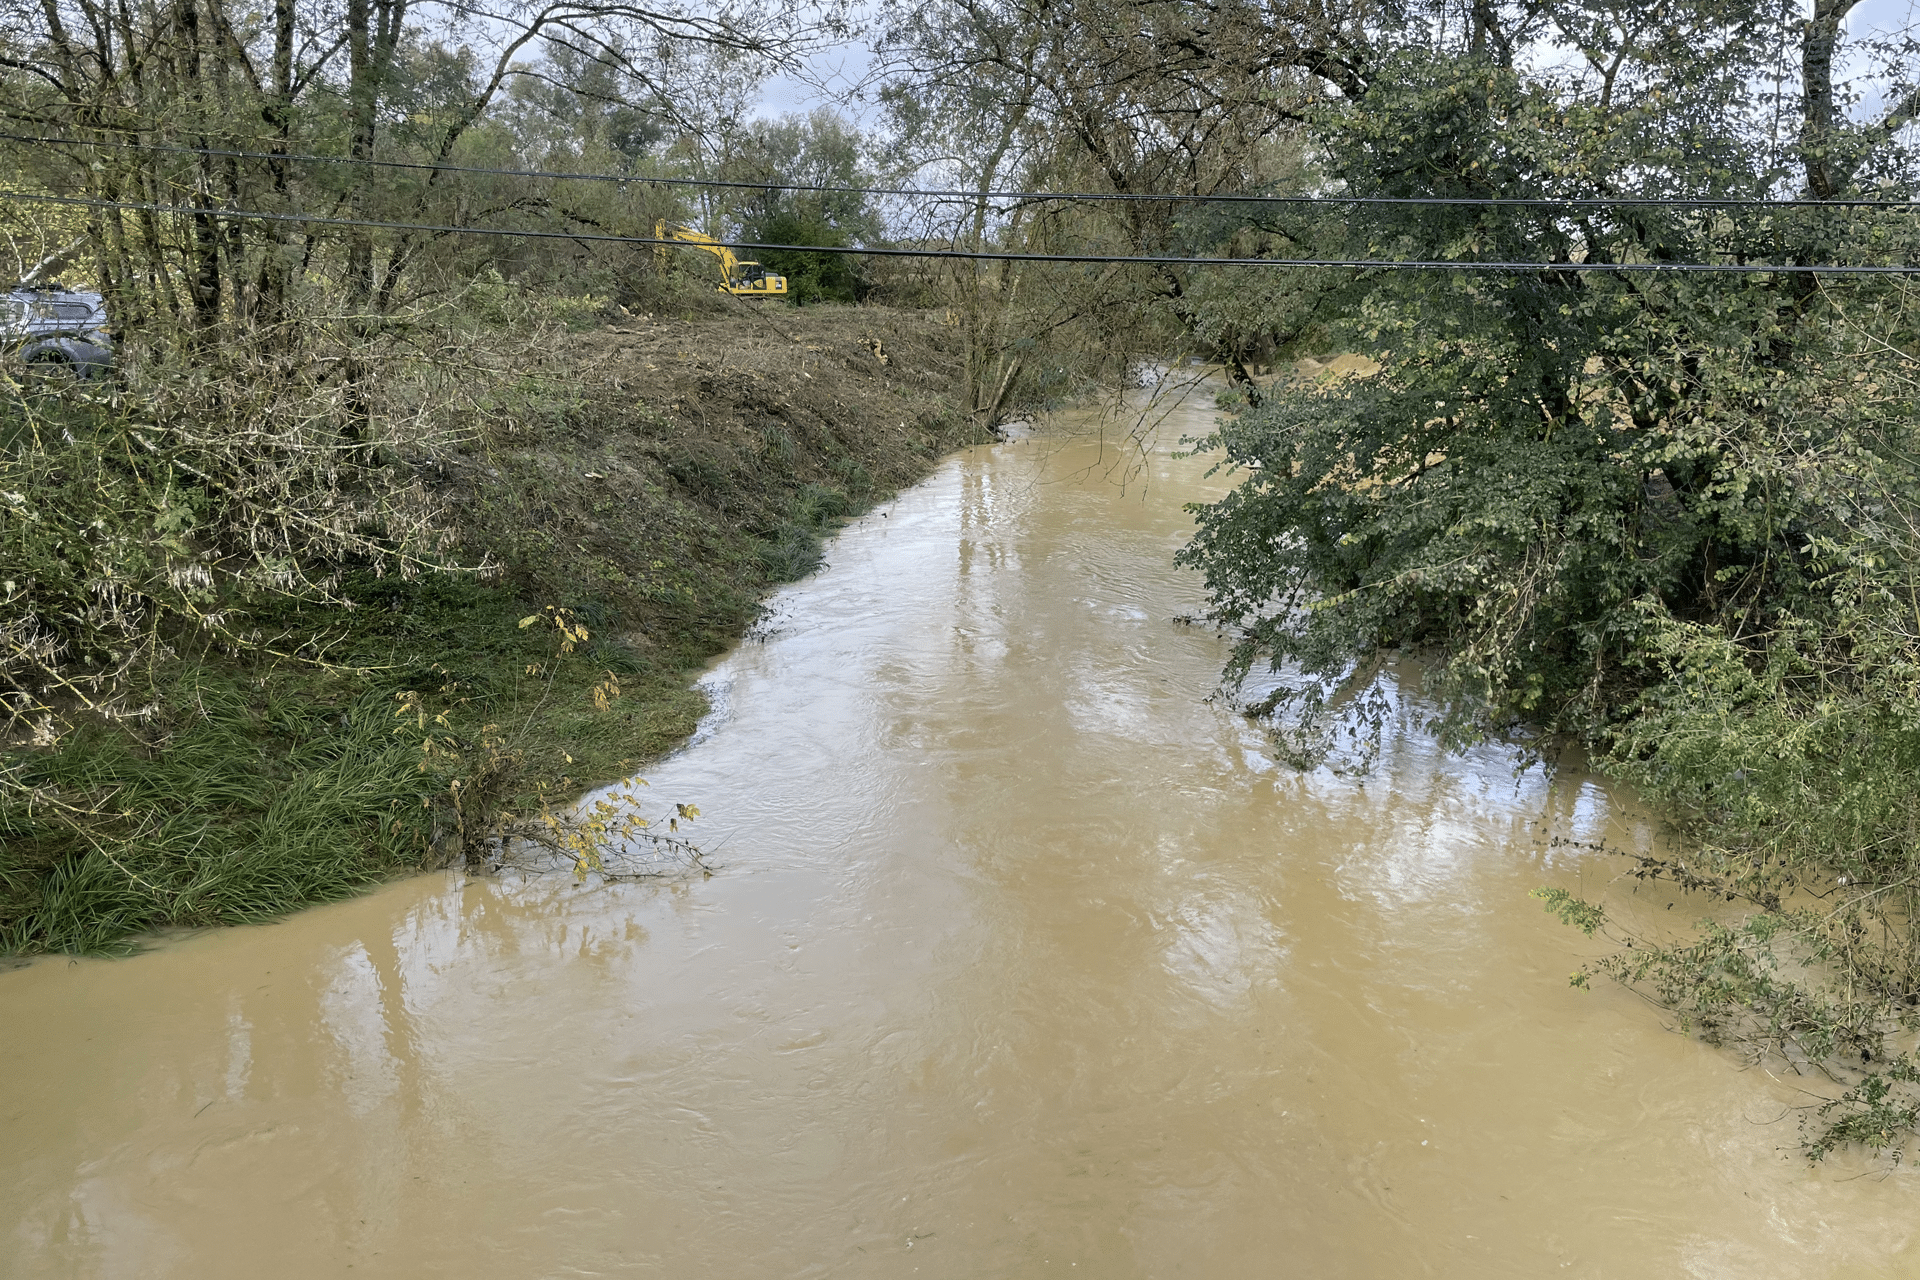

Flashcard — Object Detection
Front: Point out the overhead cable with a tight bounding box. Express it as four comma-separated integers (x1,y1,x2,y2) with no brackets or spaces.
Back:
4,189,1915,275
5,131,1920,210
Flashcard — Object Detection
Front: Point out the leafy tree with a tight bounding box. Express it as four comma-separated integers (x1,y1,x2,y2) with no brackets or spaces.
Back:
490,42,673,167
1170,0,1920,1154
725,110,883,303
876,0,1363,422
748,208,864,302
0,0,827,332
0,0,843,828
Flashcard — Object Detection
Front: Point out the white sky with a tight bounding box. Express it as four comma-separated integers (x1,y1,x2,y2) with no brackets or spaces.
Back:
749,0,1919,126
755,42,875,122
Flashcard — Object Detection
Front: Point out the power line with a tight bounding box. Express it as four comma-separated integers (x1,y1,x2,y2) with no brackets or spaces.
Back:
4,188,1916,274
6,130,1920,211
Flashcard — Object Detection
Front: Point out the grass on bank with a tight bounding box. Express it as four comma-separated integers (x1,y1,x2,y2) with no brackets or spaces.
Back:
2,297,983,957
0,467,888,956
0,573,705,955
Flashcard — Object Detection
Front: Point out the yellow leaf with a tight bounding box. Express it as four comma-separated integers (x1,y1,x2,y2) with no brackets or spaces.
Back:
518,615,541,628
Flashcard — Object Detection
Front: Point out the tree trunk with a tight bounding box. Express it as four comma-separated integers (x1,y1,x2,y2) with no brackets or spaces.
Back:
177,0,224,333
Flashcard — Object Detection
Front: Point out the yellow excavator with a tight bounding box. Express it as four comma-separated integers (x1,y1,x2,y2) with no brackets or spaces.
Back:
653,221,788,298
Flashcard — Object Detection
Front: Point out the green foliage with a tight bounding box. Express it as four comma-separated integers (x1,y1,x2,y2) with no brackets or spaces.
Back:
1530,887,1606,937
1595,916,1886,1061
0,0,801,323
0,0,975,956
729,110,883,305
0,335,453,726
756,523,826,581
794,481,854,525
874,0,1344,416
731,110,885,245
753,211,866,305
0,305,708,955
465,270,615,330
751,484,859,581
1172,3,1920,1157
1,569,708,955
1,675,436,954
1809,1070,1920,1164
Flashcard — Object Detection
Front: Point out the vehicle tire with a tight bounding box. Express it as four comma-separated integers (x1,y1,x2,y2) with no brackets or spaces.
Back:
21,345,83,383
62,341,112,380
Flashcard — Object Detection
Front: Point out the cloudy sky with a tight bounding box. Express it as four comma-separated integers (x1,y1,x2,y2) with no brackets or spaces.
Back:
750,0,1919,125
752,8,880,123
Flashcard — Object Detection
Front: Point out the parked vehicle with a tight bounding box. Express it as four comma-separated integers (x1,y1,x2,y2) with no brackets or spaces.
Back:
2,285,113,378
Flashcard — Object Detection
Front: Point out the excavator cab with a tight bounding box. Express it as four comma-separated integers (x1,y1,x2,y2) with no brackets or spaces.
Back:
727,261,787,297
656,222,789,298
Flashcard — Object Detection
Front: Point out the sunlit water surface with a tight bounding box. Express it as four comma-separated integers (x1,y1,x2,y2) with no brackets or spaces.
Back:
5,383,1918,1279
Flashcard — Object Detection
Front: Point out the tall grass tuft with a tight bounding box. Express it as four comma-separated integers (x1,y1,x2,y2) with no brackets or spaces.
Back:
1,675,435,954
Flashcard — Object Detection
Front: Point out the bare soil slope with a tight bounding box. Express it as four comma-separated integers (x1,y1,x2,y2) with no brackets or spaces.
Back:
449,303,985,671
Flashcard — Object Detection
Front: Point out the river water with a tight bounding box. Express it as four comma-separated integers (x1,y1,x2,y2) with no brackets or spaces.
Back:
5,383,1919,1278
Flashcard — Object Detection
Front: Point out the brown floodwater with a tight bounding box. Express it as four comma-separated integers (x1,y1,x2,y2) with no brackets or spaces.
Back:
5,380,1918,1279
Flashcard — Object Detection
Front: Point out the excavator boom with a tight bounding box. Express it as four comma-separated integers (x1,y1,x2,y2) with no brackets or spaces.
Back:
654,221,789,298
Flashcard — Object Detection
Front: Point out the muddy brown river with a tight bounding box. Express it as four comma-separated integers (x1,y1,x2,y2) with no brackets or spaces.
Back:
5,383,1919,1278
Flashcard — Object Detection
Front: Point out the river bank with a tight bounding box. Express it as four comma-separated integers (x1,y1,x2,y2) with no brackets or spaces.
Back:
0,303,989,955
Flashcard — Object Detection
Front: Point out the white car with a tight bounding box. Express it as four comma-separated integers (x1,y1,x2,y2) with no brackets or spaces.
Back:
2,285,112,377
